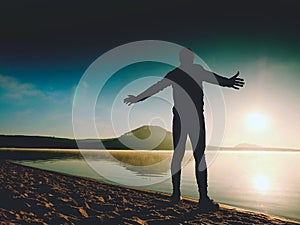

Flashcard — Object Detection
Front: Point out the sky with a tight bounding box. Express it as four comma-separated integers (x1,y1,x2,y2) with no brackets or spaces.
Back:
0,1,300,148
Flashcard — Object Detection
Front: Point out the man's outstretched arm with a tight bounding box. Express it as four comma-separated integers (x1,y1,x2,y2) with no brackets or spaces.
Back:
124,77,171,106
205,71,245,89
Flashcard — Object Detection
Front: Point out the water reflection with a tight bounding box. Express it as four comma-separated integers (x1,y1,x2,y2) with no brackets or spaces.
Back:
78,150,193,178
109,151,170,166
253,174,270,194
81,150,193,186
2,149,193,186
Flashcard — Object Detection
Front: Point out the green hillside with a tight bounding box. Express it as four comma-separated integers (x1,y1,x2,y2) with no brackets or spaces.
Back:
118,125,173,150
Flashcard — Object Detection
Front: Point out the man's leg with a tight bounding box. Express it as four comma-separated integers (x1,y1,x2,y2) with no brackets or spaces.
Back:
189,118,208,199
189,115,219,211
170,108,187,203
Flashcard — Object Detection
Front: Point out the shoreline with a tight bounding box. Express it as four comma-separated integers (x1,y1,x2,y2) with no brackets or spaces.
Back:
1,147,300,152
0,160,299,224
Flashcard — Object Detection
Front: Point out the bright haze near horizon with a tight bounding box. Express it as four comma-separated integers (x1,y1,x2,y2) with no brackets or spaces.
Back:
0,1,299,149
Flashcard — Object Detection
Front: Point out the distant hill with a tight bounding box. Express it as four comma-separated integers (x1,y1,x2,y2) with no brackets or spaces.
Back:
234,143,262,149
221,143,299,152
1,127,299,151
0,125,173,150
0,135,77,149
118,125,173,150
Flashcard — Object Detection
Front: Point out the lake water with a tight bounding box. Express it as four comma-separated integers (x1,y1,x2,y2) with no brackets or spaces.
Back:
1,149,300,221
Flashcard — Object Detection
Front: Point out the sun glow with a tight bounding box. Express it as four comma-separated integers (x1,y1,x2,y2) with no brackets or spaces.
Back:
253,174,269,193
246,112,269,131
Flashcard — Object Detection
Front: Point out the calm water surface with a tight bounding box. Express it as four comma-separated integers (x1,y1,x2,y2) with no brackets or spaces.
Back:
2,149,299,221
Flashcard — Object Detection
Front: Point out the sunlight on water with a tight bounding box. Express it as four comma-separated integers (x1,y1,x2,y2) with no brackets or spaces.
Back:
253,174,269,194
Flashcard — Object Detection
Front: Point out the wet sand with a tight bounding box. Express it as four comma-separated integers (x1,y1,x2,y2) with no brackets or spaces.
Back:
0,161,299,225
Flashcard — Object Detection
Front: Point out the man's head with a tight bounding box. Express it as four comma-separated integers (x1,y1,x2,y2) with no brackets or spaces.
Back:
179,48,194,65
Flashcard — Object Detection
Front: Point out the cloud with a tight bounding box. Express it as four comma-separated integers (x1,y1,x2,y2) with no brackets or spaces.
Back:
0,75,45,100
0,75,73,104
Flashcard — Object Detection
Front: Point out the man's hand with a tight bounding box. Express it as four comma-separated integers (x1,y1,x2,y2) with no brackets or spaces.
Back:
124,95,138,106
228,71,245,90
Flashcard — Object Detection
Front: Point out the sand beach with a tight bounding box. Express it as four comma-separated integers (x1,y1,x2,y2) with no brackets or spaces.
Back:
0,161,299,225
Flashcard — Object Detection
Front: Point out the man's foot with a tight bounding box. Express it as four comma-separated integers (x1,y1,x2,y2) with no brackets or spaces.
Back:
169,193,181,204
198,197,219,212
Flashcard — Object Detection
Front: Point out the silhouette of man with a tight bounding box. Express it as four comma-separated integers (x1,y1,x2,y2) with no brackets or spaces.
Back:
124,48,244,212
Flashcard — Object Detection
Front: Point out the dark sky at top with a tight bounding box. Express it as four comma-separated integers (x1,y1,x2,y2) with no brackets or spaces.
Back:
1,0,299,74
1,0,300,145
